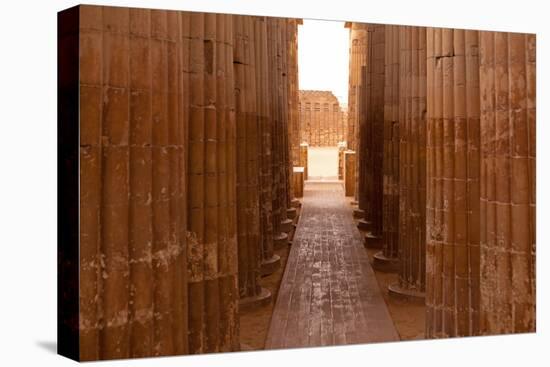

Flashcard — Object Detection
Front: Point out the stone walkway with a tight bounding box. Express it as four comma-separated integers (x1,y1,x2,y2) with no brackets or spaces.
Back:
265,182,399,349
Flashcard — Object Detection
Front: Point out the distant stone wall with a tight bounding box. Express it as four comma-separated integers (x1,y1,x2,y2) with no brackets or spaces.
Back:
298,90,346,146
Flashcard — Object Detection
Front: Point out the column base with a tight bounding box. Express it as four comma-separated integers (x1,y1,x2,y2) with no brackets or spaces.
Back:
353,208,364,219
280,218,293,234
350,200,359,206
388,283,425,304
357,219,371,231
239,287,272,312
372,251,399,273
260,254,281,276
287,207,297,220
364,232,383,249
291,198,301,208
274,232,289,250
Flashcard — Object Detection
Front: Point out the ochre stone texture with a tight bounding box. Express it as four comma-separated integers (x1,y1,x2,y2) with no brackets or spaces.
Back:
478,31,536,335
185,12,240,354
233,15,271,308
286,20,301,203
346,22,368,151
254,16,280,276
359,24,385,238
79,5,190,360
293,167,305,198
425,28,481,337
299,142,309,179
344,150,356,197
376,24,400,268
390,26,427,299
299,90,346,146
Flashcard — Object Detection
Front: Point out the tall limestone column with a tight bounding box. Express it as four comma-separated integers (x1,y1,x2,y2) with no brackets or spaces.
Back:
78,5,189,359
373,24,400,271
279,18,294,232
478,31,536,334
345,22,368,209
186,12,239,353
233,15,272,311
425,28,481,337
288,19,302,210
267,18,289,249
345,22,367,152
389,26,427,301
286,19,301,216
360,24,385,247
254,16,281,276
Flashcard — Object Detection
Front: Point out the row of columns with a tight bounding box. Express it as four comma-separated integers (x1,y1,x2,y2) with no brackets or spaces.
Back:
73,5,300,360
348,22,536,337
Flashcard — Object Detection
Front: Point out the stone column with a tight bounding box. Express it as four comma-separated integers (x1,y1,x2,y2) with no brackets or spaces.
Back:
345,23,368,207
293,167,305,198
344,150,356,197
267,18,289,249
338,143,346,180
425,28,481,337
389,26,427,301
360,24,385,249
374,24,400,272
286,19,301,217
186,12,239,353
355,64,368,220
277,18,294,236
478,31,536,334
77,5,190,359
300,142,309,180
233,15,272,311
254,16,281,276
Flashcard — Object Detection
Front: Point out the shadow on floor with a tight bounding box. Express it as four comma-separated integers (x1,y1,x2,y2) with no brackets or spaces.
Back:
36,340,57,354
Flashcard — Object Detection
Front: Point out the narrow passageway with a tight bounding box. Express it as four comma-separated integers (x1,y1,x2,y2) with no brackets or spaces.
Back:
266,182,398,349
64,5,536,360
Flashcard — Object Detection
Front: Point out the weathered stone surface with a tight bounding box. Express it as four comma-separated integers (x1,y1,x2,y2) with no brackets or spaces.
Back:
78,6,191,360
478,30,536,335
299,90,346,146
293,167,305,198
344,150,356,197
426,28,481,338
390,26,427,300
233,14,272,311
186,12,239,354
255,16,280,277
359,24,385,240
266,182,399,348
375,24,400,272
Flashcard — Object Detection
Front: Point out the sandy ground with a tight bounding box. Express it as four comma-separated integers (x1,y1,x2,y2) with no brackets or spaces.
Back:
239,209,298,351
364,246,426,340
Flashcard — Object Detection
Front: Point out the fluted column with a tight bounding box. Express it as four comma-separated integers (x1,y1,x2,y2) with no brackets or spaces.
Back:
389,26,427,301
267,18,289,249
77,6,189,360
478,31,536,334
360,24,385,247
254,16,281,276
233,15,272,311
374,24,400,271
425,28,481,337
287,19,301,215
186,12,239,353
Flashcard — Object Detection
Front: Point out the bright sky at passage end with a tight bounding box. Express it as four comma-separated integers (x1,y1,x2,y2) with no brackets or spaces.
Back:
297,19,350,107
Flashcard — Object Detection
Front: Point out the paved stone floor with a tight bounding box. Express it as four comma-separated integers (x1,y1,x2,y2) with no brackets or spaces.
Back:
265,182,399,349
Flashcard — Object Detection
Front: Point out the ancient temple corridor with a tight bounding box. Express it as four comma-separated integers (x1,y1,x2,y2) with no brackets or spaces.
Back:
266,182,398,348
63,5,536,361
